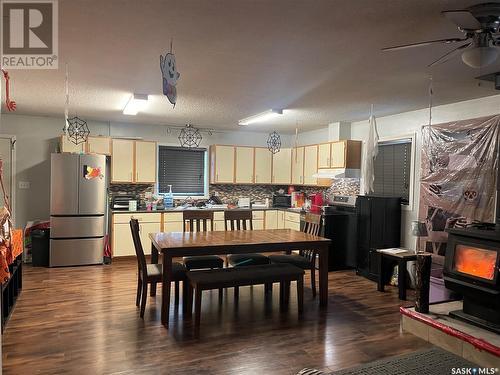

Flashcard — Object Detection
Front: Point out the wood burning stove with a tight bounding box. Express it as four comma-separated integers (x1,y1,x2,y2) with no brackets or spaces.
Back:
444,227,500,333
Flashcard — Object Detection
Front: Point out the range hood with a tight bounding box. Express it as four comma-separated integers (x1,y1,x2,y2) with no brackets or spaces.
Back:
312,168,360,179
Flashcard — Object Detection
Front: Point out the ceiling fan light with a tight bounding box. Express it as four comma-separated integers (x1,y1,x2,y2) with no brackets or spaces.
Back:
461,47,498,68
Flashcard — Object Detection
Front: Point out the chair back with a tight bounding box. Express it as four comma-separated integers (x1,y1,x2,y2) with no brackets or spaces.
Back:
224,210,253,231
183,210,214,232
300,213,322,262
130,219,148,277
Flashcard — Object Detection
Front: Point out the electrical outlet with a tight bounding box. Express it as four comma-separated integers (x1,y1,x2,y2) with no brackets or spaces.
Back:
18,181,30,189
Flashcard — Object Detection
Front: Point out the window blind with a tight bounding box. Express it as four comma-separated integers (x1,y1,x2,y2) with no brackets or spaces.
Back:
373,140,412,205
158,146,206,195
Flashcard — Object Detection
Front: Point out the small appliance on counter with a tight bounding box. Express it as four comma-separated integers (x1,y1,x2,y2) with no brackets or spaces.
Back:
309,192,324,213
111,193,141,210
272,193,292,208
237,197,251,208
291,192,305,208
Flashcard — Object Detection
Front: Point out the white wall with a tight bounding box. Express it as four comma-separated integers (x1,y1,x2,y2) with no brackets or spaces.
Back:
0,113,293,228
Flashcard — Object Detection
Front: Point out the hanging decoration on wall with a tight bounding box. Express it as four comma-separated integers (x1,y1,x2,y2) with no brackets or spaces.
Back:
67,116,90,145
63,63,70,134
1,69,16,111
178,124,202,148
267,131,281,154
160,40,181,107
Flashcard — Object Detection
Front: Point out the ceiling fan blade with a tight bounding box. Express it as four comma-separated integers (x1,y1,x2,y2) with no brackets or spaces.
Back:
442,10,481,30
427,42,473,67
382,37,467,51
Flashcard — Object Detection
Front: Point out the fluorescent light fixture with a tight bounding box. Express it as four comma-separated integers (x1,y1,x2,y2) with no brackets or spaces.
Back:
238,109,283,126
123,94,149,115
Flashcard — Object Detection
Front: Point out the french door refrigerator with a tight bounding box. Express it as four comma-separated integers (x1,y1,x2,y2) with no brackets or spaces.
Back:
50,153,106,266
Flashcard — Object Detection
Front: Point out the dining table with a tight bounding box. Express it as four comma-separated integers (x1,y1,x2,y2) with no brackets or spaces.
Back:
149,228,332,327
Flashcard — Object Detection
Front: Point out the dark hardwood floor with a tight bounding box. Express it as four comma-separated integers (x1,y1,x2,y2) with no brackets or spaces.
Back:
2,258,430,375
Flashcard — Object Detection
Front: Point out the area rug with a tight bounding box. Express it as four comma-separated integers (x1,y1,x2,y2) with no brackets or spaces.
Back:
297,347,477,375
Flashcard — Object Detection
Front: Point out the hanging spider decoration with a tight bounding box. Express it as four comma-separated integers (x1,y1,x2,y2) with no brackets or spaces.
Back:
267,131,281,154
67,116,90,145
178,124,202,148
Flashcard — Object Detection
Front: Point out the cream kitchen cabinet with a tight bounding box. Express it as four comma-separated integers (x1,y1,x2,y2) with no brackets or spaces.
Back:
235,146,254,184
210,145,235,183
163,212,184,232
318,143,331,168
265,210,278,229
284,211,301,231
291,147,305,185
277,211,285,229
330,140,362,169
60,135,85,153
253,219,264,230
111,139,134,183
86,136,111,155
112,212,161,256
303,145,318,185
272,148,291,184
254,147,272,184
111,139,157,184
135,141,157,183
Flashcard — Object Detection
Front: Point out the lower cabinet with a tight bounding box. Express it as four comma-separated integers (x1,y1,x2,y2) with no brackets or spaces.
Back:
265,210,278,229
284,211,301,231
112,213,161,257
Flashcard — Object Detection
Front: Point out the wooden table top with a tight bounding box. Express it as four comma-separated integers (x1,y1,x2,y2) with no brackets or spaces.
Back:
150,229,331,255
377,249,422,259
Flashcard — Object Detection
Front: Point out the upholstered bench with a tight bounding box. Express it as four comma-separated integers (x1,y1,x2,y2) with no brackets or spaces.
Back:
186,263,305,327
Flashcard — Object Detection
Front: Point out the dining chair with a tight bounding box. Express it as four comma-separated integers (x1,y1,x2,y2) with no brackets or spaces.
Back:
129,219,187,318
225,210,270,267
182,210,224,269
224,210,271,298
268,212,322,297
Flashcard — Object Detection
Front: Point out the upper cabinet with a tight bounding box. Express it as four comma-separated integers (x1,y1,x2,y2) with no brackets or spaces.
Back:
60,135,85,153
303,145,318,185
330,140,362,169
210,145,235,184
86,136,111,155
291,147,304,185
318,143,331,169
235,146,254,184
111,139,157,184
272,148,291,184
254,147,272,184
111,139,134,183
135,141,157,183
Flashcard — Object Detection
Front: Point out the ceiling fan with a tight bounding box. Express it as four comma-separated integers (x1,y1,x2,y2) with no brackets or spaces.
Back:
382,2,500,68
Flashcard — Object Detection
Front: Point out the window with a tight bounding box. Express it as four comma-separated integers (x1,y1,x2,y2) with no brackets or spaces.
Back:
373,138,412,205
158,146,207,197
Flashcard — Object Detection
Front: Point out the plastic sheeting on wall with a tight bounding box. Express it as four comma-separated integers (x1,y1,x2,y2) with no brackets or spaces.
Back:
419,114,499,255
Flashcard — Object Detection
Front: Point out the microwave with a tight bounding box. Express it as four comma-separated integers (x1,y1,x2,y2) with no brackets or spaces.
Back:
272,194,292,208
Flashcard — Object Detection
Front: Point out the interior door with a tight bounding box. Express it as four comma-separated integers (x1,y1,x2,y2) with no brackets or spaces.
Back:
0,138,13,215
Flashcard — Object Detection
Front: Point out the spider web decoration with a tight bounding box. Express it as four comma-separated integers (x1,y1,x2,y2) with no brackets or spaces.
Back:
67,116,90,145
178,124,202,148
267,131,281,154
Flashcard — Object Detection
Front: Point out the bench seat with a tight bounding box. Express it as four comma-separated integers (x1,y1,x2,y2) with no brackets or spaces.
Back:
186,263,305,328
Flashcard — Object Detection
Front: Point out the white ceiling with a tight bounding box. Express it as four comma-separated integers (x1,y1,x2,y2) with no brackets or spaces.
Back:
6,0,500,133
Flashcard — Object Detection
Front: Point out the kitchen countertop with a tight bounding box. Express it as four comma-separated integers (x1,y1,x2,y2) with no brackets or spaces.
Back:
111,207,305,214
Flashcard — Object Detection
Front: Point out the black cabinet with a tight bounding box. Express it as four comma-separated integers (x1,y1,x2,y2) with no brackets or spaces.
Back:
356,195,401,281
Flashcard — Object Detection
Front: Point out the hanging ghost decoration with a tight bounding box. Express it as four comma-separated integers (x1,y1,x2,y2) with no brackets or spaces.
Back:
160,51,180,107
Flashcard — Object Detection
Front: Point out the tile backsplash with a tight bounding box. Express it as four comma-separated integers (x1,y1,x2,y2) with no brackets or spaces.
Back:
109,179,360,206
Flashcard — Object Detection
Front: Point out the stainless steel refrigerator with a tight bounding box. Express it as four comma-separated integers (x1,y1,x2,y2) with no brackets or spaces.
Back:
50,153,106,266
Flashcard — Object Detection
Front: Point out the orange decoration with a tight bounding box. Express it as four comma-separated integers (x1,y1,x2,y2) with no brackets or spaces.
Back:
454,245,497,280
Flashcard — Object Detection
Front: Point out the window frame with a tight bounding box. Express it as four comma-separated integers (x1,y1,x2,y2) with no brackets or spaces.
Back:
375,133,416,211
156,144,209,199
